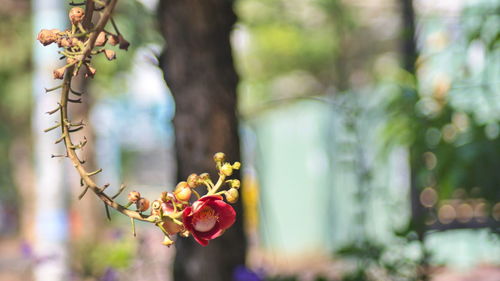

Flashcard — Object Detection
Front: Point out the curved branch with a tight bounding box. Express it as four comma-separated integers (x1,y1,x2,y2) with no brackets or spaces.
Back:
59,0,152,223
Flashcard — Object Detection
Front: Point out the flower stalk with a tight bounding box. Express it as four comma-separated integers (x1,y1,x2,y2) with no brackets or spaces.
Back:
37,0,242,247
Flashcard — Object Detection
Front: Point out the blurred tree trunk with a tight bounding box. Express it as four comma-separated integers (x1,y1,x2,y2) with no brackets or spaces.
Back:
157,1,246,281
399,1,431,280
400,0,417,74
399,0,422,237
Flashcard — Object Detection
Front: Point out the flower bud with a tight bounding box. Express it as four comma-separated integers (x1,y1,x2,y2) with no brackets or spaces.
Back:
230,179,241,189
127,191,141,203
186,173,199,188
95,31,107,47
69,7,85,25
118,34,130,50
225,188,239,203
161,236,174,247
174,181,192,202
37,29,59,46
53,67,66,80
136,197,150,212
107,34,119,46
199,173,210,181
213,152,225,163
220,163,233,176
232,162,241,170
103,49,116,61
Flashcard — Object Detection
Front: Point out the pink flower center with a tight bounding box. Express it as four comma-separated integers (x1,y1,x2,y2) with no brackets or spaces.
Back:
193,206,218,232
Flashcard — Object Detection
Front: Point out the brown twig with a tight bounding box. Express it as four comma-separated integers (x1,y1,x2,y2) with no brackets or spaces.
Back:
58,0,151,222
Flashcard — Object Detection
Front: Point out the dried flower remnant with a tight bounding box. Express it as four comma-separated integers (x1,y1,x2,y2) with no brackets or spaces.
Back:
53,67,66,80
103,49,116,61
95,31,108,46
68,7,85,25
37,29,59,46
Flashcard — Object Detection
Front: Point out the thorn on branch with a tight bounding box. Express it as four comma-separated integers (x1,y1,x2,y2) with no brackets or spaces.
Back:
110,18,121,35
69,1,85,6
70,88,83,96
78,186,89,200
111,184,127,199
51,154,68,158
131,217,136,237
104,203,111,221
45,85,62,93
69,137,87,150
98,183,110,193
68,126,84,133
55,133,67,144
87,168,103,177
46,104,62,115
68,98,82,103
43,122,61,133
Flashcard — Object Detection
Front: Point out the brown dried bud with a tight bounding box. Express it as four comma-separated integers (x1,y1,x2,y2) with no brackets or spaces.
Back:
85,65,96,78
103,49,116,61
95,31,107,47
127,191,141,202
37,29,59,46
107,34,119,46
186,173,199,188
70,37,80,47
69,7,85,25
57,38,71,48
53,67,66,80
118,34,130,50
66,57,77,65
136,197,150,212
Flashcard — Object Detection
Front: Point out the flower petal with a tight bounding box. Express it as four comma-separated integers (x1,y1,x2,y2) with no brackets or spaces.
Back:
208,199,236,230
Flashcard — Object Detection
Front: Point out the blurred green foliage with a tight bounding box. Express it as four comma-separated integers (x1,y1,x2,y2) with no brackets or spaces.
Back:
72,237,136,278
0,0,31,203
235,0,357,114
387,0,500,203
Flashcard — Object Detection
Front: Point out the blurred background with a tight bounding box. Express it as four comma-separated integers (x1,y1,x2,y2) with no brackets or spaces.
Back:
0,0,499,280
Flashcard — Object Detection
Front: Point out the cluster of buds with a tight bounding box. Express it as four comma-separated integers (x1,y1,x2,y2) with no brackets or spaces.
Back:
124,152,241,246
36,6,130,80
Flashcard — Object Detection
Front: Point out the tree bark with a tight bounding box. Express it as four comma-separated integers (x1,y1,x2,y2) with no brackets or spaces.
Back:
157,1,246,281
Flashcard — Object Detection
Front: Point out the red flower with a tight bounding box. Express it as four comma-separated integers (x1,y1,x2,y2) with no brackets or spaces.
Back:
182,195,236,246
